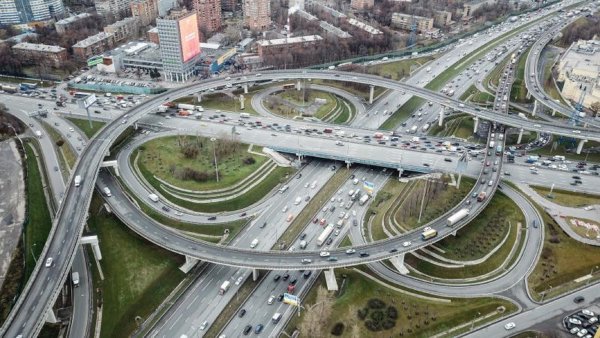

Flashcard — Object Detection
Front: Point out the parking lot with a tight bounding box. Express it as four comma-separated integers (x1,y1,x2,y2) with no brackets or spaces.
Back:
563,304,600,338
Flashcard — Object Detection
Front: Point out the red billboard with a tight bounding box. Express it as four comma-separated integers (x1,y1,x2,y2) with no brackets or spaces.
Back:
179,14,201,62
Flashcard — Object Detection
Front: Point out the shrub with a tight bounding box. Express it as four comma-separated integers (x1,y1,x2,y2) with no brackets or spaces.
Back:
365,320,382,332
243,156,256,165
387,306,398,319
330,322,345,336
382,319,395,330
357,308,369,320
56,139,64,147
370,310,384,322
368,298,386,309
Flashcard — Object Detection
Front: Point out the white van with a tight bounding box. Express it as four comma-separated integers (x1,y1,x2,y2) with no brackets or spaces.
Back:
272,313,282,324
250,238,259,248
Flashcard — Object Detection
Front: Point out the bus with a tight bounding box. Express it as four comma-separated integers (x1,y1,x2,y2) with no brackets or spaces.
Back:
421,229,438,240
282,83,295,90
20,82,37,91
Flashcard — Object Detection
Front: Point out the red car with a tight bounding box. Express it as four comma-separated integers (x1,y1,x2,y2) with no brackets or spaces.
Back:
319,218,326,225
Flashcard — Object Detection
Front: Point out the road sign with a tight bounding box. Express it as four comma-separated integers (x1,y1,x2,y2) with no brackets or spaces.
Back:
363,181,374,194
283,293,299,306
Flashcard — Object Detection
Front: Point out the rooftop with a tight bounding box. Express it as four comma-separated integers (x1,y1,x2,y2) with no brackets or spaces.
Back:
347,18,382,35
257,35,323,47
55,13,91,26
73,32,114,48
12,42,65,53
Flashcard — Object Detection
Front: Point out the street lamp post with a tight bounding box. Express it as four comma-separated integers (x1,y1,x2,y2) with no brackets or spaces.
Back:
471,312,480,330
210,137,219,182
31,243,37,264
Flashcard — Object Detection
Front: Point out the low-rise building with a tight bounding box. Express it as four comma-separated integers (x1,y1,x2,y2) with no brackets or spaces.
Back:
12,42,67,67
55,13,92,34
147,26,159,44
72,32,115,59
557,39,600,109
256,35,322,58
346,18,382,36
434,10,452,27
350,0,373,10
104,16,141,43
391,13,433,32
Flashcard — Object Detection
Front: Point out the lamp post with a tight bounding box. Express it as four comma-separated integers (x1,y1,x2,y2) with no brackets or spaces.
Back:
210,138,219,182
31,243,38,264
471,312,480,330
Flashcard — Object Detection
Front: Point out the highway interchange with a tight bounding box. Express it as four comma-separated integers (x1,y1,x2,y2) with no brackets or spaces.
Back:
2,0,600,337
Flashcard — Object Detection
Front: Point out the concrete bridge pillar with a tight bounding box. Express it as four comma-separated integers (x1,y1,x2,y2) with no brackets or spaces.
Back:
577,139,588,155
243,83,249,94
552,109,556,117
397,168,404,180
179,255,199,273
389,253,409,275
473,117,479,133
45,308,59,324
526,90,531,100
369,85,375,104
346,161,351,169
296,80,302,91
324,268,339,291
517,128,524,144
252,269,259,281
81,235,102,261
452,230,458,236
438,110,444,126
532,100,538,117
101,160,120,177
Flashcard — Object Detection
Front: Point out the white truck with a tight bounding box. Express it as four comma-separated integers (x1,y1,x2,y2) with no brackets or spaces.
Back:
102,187,112,197
299,240,307,249
240,112,250,118
447,208,470,226
316,224,335,246
72,271,80,287
157,105,168,113
219,281,231,295
74,175,82,187
359,194,370,206
148,193,159,202
177,103,196,110
421,123,430,132
409,126,418,134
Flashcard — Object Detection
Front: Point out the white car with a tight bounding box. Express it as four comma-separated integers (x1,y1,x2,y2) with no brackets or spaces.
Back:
45,257,53,267
504,322,515,330
199,320,208,330
352,210,357,216
322,206,328,212
282,206,288,213
346,248,356,254
402,241,412,247
568,318,582,325
582,309,595,317
235,276,243,285
319,251,330,257
267,295,275,304
304,183,309,188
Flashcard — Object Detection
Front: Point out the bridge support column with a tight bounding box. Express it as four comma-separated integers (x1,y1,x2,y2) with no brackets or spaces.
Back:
296,80,302,91
346,161,351,169
243,83,248,94
81,235,102,261
473,117,479,133
526,90,531,100
252,269,259,281
45,308,59,324
552,109,556,116
456,173,462,190
397,168,404,180
179,255,199,273
133,122,138,130
576,139,588,155
532,100,538,117
324,268,339,291
438,110,444,126
517,128,524,144
369,85,375,104
389,253,409,275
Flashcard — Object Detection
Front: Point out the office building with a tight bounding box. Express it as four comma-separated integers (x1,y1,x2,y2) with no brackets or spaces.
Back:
193,0,221,34
350,0,373,10
557,39,600,109
12,42,67,67
391,13,433,32
0,0,65,24
156,10,201,81
130,0,158,26
243,0,270,31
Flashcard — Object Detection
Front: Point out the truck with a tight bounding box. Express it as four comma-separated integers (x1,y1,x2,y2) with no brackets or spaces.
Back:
317,224,335,246
219,281,231,295
177,103,195,110
359,194,370,206
553,155,565,161
148,193,159,202
157,105,168,113
421,123,430,132
409,126,418,134
72,271,80,287
421,229,438,240
518,112,528,120
102,187,112,197
74,175,82,187
447,208,470,226
34,130,42,138
477,191,487,202
299,240,307,249
1,85,17,93
240,112,250,118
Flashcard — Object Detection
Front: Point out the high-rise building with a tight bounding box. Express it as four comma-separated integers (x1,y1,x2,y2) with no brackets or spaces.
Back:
156,10,201,82
221,0,235,11
0,0,65,24
350,0,373,10
193,0,221,34
242,0,270,31
131,0,158,26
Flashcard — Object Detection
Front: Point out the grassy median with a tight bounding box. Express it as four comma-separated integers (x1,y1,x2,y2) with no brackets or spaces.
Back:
65,117,106,138
40,120,76,170
531,186,600,208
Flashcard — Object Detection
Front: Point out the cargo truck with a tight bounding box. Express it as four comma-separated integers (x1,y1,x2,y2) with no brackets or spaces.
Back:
409,126,418,134
421,229,438,240
72,272,80,287
358,194,370,206
74,175,82,187
421,123,430,132
477,191,487,202
299,240,307,249
157,105,168,113
317,224,335,246
148,193,159,202
177,103,196,110
447,208,469,226
219,281,231,295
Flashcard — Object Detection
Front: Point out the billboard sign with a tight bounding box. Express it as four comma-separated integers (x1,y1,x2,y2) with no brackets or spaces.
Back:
179,14,201,62
216,48,237,66
283,293,299,306
78,94,97,109
87,55,103,67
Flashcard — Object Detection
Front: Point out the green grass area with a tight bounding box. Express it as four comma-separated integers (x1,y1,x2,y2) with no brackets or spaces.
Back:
540,50,568,105
429,114,481,141
339,235,352,248
267,89,337,119
277,169,352,249
86,194,185,338
284,269,517,337
0,75,54,87
366,179,409,241
460,85,495,104
532,139,600,162
511,48,534,104
531,186,600,208
65,117,106,138
526,194,600,301
137,136,268,192
406,191,524,279
174,91,259,115
505,130,538,145
40,120,76,169
330,95,354,124
511,331,551,338
23,142,53,279
565,216,600,239
367,56,436,80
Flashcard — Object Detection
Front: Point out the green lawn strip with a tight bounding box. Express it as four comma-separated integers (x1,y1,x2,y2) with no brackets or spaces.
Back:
39,120,76,170
393,177,475,232
380,96,426,130
510,331,549,338
530,185,600,208
86,195,185,338
541,55,568,105
366,179,410,241
312,79,384,101
65,117,106,138
366,55,437,80
284,269,517,337
511,47,534,103
505,130,537,145
276,169,352,249
137,135,268,191
523,193,600,301
174,92,259,115
339,235,352,247
532,139,600,162
138,155,295,212
332,96,353,124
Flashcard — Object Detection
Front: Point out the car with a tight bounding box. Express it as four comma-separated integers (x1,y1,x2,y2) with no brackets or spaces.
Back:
54,166,59,172
240,212,247,217
277,294,284,302
574,296,585,304
504,322,516,330
208,216,217,220
243,325,252,335
282,273,290,280
199,320,208,330
267,295,275,304
328,257,338,261
274,274,281,282
235,276,243,285
320,251,330,257
582,310,596,317
300,233,307,240
346,248,356,254
313,218,319,224
359,252,369,257
577,329,588,337
260,221,267,228
326,238,333,245
569,318,583,325
402,241,412,247
255,324,264,334
45,257,53,267
389,248,398,253
320,218,326,225
162,206,170,212
301,259,312,264
303,270,312,278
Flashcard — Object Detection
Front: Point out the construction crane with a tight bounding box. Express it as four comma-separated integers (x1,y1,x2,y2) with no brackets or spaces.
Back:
571,84,586,126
